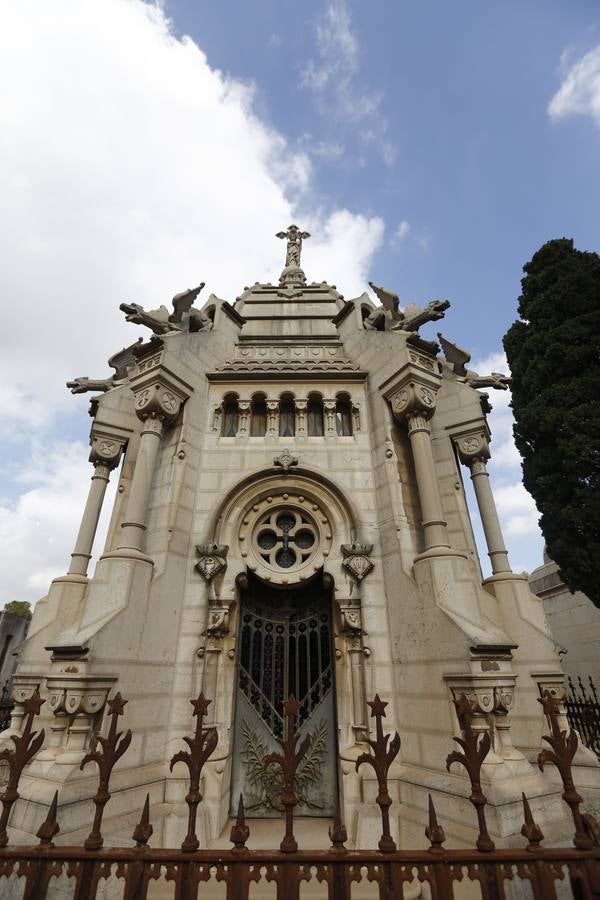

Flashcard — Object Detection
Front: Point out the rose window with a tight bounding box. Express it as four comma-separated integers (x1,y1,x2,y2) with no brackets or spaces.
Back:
239,492,332,586
256,510,317,570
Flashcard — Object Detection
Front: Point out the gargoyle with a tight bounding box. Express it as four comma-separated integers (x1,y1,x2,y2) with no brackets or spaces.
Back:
365,283,450,333
438,332,512,390
67,338,143,394
465,372,512,391
364,282,403,331
397,299,450,332
119,302,174,335
120,283,212,336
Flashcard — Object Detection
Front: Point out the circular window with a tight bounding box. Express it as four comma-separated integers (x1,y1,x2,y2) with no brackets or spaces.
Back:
238,492,332,586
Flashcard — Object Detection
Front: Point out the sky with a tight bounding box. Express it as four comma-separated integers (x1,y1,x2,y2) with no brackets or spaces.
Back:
1,0,599,606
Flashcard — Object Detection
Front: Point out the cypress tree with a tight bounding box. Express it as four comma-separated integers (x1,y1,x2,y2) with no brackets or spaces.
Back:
503,238,600,606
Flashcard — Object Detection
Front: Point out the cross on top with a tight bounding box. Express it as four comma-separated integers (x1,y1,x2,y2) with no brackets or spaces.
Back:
276,224,310,269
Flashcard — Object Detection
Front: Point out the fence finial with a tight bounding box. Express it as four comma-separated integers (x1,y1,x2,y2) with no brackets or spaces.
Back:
263,695,310,853
36,790,60,848
538,691,593,849
230,793,250,852
132,793,153,848
425,793,446,852
355,694,401,852
446,693,495,852
0,688,45,848
170,692,218,852
81,691,132,851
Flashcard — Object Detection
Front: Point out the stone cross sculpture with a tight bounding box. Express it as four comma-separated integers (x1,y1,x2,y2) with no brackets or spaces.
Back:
276,224,310,268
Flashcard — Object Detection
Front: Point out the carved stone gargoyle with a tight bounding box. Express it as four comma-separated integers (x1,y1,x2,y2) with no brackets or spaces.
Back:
66,338,143,395
365,282,449,334
120,283,213,336
437,333,512,391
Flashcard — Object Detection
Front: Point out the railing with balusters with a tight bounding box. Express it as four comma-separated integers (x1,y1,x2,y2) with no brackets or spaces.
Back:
0,689,599,898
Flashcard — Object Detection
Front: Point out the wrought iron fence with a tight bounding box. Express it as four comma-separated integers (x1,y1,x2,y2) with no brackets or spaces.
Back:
0,689,599,899
567,676,600,760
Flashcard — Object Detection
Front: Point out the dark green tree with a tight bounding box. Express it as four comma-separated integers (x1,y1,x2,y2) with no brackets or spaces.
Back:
503,238,600,606
2,601,32,620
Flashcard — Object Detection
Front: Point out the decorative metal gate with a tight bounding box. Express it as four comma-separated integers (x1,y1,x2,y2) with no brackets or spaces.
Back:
230,577,338,817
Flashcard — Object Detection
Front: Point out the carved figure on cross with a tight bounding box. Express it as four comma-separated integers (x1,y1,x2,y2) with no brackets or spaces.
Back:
276,224,310,268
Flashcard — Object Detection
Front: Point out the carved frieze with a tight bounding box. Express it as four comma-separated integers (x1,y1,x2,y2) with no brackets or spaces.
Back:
217,344,359,373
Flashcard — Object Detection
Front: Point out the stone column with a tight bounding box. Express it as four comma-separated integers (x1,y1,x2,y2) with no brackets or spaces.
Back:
116,381,184,557
238,400,251,437
67,435,125,578
340,607,368,740
295,399,307,438
324,399,337,437
266,399,279,437
455,432,511,575
389,380,450,554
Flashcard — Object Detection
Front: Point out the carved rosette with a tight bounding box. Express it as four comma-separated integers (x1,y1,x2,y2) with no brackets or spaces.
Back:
389,380,439,424
453,429,491,466
195,542,229,582
133,382,184,424
341,542,374,582
89,434,126,470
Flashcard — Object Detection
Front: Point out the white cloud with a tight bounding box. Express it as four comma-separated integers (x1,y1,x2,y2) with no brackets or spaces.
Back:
391,221,411,246
0,0,385,606
300,0,391,164
549,45,600,126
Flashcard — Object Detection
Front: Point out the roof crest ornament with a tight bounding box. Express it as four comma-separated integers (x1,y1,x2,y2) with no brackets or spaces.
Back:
276,224,310,287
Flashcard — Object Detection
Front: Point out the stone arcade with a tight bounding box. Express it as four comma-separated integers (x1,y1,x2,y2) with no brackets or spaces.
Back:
5,226,598,853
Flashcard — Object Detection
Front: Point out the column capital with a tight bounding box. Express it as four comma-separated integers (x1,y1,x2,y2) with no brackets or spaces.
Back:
129,365,192,426
383,364,441,425
453,428,491,466
89,433,127,470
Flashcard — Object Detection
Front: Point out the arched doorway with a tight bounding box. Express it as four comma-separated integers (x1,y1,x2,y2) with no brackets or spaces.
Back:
230,571,338,817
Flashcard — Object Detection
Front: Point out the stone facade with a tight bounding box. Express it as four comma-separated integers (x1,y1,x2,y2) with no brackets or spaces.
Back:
4,227,598,850
530,551,600,685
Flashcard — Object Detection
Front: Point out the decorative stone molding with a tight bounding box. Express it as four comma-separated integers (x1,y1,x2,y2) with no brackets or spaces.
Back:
195,543,229,582
339,605,363,635
341,541,374,582
8,674,43,734
205,607,230,637
445,672,521,760
532,671,569,733
211,405,223,433
274,449,298,472
351,403,361,433
389,380,439,423
45,675,117,762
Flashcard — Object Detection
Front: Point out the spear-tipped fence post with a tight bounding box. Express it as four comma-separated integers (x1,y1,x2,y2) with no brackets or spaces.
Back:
538,691,593,849
169,692,218,852
425,794,446,853
36,790,60,848
263,695,310,853
230,793,250,852
81,691,132,851
446,693,495,852
132,793,153,848
0,688,45,847
355,694,401,853
521,793,544,851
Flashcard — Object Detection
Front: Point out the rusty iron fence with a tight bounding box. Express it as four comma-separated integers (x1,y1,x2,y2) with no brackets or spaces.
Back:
0,690,599,898
567,676,600,761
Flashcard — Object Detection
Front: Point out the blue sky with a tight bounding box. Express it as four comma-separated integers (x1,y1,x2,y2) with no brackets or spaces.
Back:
0,0,599,604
